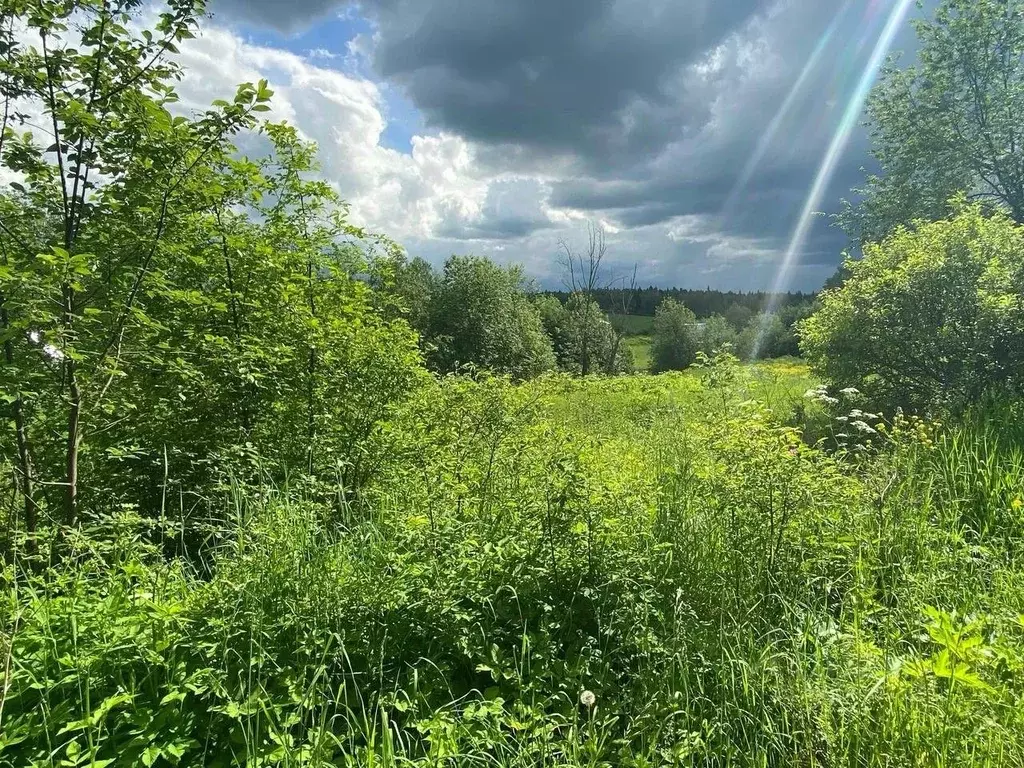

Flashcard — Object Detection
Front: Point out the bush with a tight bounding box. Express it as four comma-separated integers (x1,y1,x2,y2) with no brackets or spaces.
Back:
651,298,700,371
427,255,556,378
537,294,633,374
699,314,737,355
800,203,1024,412
737,312,797,360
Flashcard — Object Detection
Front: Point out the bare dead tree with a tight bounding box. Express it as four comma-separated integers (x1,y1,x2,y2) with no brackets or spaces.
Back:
557,222,607,374
557,221,639,374
558,220,607,298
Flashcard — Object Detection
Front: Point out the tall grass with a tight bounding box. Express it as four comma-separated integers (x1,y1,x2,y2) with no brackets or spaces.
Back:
2,367,1023,766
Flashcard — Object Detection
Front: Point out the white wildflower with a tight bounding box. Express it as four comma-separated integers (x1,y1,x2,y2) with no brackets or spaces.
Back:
579,690,596,708
43,343,64,361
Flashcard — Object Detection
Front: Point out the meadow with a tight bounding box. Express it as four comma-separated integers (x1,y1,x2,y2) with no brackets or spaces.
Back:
4,356,1023,767
5,2,1024,765
608,314,656,337
622,335,653,373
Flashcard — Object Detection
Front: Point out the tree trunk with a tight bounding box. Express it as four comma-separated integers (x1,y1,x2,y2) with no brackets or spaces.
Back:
306,259,317,475
62,284,81,528
2,328,37,551
64,363,81,527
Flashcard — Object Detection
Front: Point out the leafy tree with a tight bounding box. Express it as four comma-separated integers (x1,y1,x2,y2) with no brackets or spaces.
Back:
698,314,737,356
427,255,555,378
841,0,1024,243
801,204,1024,411
737,314,792,360
0,0,272,530
390,255,437,336
537,293,632,374
724,303,755,333
651,298,700,372
0,0,423,547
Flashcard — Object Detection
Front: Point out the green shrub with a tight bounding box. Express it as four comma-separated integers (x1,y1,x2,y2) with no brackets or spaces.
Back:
537,294,633,374
800,203,1024,412
651,298,701,372
426,255,556,378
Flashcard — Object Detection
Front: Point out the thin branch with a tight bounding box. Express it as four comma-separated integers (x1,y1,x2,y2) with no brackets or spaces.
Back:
39,30,71,242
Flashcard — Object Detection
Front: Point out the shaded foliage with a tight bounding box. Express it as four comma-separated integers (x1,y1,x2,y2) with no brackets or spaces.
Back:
841,0,1024,243
425,255,555,378
651,298,700,372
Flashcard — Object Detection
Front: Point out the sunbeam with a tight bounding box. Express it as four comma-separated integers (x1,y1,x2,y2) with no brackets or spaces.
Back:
751,0,916,359
723,1,851,214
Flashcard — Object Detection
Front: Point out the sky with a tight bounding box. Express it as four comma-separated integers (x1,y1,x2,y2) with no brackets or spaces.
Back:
181,0,930,291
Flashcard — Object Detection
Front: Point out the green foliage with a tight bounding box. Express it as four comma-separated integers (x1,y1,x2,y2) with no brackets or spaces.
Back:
426,255,555,378
651,298,700,372
4,370,1024,767
0,1,423,540
841,0,1024,242
724,302,755,332
800,204,1024,412
538,294,633,375
698,314,737,356
736,313,790,360
389,255,437,336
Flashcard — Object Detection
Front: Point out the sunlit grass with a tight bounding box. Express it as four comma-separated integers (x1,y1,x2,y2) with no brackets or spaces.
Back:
3,362,1023,767
623,334,652,372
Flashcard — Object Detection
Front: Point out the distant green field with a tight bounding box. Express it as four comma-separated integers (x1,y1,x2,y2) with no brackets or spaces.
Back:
609,312,655,335
624,334,652,371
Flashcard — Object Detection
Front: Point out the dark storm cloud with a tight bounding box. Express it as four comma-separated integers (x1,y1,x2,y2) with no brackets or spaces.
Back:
209,0,342,32
206,0,929,288
353,0,913,273
362,0,771,160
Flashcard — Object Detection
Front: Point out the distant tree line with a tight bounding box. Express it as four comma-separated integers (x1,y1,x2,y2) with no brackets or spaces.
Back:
386,254,816,378
544,287,813,319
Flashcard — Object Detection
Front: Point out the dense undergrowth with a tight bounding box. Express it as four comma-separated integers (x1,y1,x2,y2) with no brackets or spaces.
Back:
3,359,1023,767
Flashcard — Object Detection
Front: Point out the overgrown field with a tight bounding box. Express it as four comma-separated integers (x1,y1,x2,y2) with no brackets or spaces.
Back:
3,359,1023,767
608,314,656,336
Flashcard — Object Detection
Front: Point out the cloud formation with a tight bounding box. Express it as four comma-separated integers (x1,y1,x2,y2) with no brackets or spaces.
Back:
197,0,926,290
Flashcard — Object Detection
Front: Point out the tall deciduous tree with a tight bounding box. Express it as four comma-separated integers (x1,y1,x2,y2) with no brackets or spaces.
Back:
0,0,269,530
427,255,555,379
0,1,424,548
651,298,700,373
841,0,1024,243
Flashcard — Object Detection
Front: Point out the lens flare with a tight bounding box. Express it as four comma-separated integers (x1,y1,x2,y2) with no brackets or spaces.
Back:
751,0,915,359
723,3,850,214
